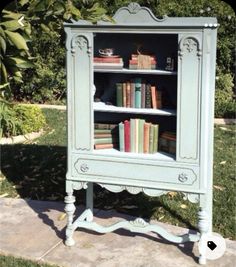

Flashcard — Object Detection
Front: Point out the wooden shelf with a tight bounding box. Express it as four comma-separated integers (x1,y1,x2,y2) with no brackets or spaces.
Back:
94,102,176,116
94,68,177,75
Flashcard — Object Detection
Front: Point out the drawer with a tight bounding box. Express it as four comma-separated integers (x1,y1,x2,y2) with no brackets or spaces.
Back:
72,155,199,187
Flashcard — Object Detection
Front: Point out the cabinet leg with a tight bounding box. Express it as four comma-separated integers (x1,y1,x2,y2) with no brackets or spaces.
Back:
64,192,76,246
86,182,93,222
198,207,209,265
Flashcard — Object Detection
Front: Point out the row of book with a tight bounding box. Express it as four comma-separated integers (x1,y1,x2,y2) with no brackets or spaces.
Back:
93,56,124,69
129,54,157,70
94,122,176,155
119,119,159,154
116,78,162,109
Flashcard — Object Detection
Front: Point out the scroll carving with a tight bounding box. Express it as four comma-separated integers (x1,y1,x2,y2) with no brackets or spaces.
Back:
71,35,92,56
179,36,202,59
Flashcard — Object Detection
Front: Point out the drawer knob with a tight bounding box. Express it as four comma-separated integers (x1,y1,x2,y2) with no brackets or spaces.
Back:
80,163,89,173
178,173,188,183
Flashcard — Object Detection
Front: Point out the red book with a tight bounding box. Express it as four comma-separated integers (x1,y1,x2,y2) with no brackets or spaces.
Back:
94,57,122,63
124,120,130,152
94,143,118,149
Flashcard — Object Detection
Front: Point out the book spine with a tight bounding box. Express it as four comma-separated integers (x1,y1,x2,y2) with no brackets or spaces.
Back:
153,124,159,153
94,137,118,145
94,133,114,138
138,119,145,153
149,124,154,153
151,85,157,109
143,122,150,153
135,78,142,108
94,57,122,63
122,83,127,107
130,119,136,152
141,83,146,108
94,123,117,130
130,82,135,108
94,143,118,149
126,81,131,108
124,120,130,152
116,83,123,107
135,119,139,153
145,84,152,108
156,91,162,109
119,122,125,152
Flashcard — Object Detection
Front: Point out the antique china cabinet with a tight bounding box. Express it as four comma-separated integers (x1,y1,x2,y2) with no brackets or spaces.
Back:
64,3,217,264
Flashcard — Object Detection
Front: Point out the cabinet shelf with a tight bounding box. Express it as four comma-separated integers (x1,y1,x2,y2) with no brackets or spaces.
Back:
94,102,176,116
94,68,177,75
93,148,175,161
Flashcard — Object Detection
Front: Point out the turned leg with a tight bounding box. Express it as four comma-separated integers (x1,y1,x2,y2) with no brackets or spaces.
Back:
198,207,209,265
86,182,93,222
64,192,76,246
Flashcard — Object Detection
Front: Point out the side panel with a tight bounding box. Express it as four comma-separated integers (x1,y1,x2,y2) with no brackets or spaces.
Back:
72,32,93,151
177,33,202,163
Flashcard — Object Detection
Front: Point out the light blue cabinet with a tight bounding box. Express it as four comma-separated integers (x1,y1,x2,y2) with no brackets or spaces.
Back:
64,3,217,264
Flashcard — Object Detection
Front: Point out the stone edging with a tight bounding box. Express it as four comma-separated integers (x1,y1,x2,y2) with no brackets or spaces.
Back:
0,130,44,145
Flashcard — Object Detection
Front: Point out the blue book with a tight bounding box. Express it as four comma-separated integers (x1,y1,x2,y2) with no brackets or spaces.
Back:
134,78,142,108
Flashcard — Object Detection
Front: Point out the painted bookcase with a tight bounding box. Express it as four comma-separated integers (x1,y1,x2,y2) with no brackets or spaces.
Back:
64,3,217,264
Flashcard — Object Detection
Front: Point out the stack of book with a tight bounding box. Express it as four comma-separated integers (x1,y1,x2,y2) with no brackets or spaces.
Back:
116,78,162,109
93,56,124,69
129,54,157,70
94,123,119,149
119,119,159,154
159,131,176,155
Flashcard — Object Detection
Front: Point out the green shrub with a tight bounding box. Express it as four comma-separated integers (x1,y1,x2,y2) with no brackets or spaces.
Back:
215,72,235,118
0,103,46,137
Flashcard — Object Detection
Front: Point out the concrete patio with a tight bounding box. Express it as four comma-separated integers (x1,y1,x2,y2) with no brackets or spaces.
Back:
0,198,235,267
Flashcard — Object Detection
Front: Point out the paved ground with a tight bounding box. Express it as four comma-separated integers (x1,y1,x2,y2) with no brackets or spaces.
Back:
0,198,235,267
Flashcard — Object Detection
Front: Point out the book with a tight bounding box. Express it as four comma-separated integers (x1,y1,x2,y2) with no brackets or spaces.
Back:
94,62,124,69
94,57,122,63
116,83,123,107
151,85,157,109
94,143,118,149
130,82,135,108
141,82,146,108
145,84,152,108
138,119,145,153
94,133,114,138
94,137,118,145
119,122,125,152
153,124,159,153
130,119,136,152
94,123,118,130
126,81,131,108
135,78,142,108
156,91,162,109
143,122,151,153
135,118,139,153
122,83,127,108
149,124,154,153
124,120,130,152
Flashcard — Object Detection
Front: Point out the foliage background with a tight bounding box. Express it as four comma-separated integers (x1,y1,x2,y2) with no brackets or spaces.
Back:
2,0,236,117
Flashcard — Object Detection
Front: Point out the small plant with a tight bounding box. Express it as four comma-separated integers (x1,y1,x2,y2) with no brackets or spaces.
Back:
0,103,46,137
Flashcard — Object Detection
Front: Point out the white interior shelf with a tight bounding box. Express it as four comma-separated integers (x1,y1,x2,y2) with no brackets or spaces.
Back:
94,102,176,116
94,68,177,75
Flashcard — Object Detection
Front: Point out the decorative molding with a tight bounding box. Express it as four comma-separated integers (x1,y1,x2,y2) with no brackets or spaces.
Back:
183,193,199,203
179,36,202,59
178,173,188,183
72,181,88,190
71,34,92,56
130,218,148,227
113,2,167,24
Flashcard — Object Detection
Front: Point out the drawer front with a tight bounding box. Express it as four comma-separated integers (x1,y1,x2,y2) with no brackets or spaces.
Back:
72,156,199,187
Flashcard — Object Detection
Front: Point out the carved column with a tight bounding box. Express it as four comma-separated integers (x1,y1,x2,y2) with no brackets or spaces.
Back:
198,208,209,264
64,193,76,246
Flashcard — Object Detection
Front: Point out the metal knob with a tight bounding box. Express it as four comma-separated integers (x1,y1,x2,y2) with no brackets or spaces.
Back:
80,163,89,173
178,173,188,183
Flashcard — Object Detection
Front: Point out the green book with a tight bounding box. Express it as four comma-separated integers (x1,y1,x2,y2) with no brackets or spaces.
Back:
130,81,136,108
116,83,123,107
153,124,159,153
94,137,117,145
138,119,145,153
119,122,125,152
149,124,154,154
134,78,142,108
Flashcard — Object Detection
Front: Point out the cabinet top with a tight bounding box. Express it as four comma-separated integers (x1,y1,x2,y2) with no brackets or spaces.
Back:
64,2,217,29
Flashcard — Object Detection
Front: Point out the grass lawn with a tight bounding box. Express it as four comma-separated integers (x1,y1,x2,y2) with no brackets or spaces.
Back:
1,109,236,241
0,254,59,267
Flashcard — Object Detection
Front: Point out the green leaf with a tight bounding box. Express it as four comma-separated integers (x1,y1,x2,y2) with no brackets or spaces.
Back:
0,20,22,31
2,10,22,20
5,30,29,50
0,36,6,54
40,23,51,33
70,5,81,19
0,62,8,83
19,0,29,6
5,56,34,69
